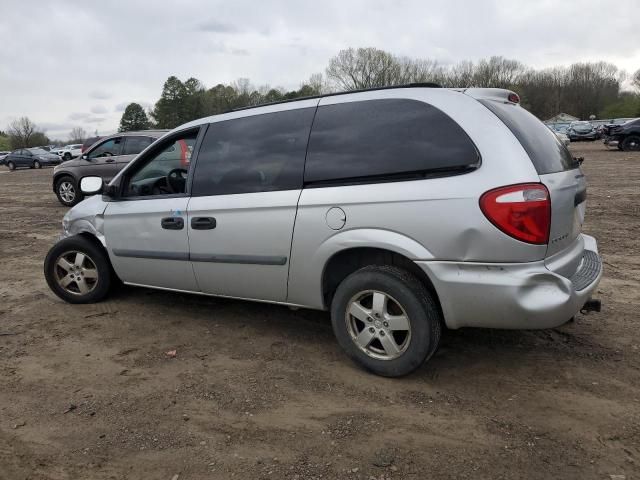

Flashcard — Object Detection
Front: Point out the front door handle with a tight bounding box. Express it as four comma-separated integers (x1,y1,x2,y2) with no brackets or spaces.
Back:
105,158,115,163
191,217,216,230
161,217,184,230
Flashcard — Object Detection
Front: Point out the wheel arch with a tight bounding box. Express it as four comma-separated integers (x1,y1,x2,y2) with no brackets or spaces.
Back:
53,171,75,193
320,246,442,318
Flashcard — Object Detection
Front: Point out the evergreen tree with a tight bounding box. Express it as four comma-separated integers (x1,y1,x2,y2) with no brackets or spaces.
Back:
151,76,188,128
119,103,151,132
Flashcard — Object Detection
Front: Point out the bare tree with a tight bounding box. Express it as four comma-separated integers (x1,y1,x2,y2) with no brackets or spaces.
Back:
68,127,87,143
326,47,402,90
7,117,37,148
633,69,640,90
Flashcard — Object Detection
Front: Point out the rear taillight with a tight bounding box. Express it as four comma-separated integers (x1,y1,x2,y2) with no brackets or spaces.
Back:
479,183,551,245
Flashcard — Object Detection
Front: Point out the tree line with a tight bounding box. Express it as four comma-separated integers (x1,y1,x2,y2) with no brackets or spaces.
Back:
1,118,89,150
124,48,639,131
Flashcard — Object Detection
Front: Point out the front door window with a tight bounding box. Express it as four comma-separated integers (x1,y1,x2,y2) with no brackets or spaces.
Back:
123,131,197,197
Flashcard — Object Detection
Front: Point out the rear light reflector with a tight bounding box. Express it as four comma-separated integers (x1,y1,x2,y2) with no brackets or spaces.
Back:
480,183,551,244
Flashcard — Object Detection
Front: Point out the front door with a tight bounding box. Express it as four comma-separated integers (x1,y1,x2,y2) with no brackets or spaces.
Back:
103,129,201,291
187,103,317,302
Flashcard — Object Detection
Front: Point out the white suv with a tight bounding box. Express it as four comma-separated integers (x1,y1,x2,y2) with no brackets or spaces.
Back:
57,144,83,161
44,85,602,376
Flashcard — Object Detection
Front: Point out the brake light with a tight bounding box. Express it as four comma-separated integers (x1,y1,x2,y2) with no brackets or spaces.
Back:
479,183,551,244
507,92,520,103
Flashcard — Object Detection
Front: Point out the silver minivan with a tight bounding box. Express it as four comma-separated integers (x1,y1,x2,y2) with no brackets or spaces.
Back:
44,85,602,376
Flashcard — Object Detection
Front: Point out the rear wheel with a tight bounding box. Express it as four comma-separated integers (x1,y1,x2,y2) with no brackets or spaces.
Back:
55,176,83,207
33,160,41,169
331,265,441,377
7,161,15,170
621,135,640,151
44,236,112,304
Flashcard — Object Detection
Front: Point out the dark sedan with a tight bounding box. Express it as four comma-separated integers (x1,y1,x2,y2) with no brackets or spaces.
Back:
567,121,599,141
3,147,61,170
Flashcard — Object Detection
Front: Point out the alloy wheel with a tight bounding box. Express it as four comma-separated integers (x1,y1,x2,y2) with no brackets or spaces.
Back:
59,181,76,203
53,251,99,295
345,290,412,360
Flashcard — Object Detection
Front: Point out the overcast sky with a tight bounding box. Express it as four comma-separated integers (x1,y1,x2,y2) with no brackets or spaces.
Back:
1,0,639,141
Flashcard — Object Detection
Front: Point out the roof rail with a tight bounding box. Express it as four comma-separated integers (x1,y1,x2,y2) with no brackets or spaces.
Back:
228,82,443,113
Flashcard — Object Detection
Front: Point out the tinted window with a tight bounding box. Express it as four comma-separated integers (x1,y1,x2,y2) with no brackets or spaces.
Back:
123,136,154,155
305,99,479,184
88,137,123,159
480,100,576,174
192,108,315,196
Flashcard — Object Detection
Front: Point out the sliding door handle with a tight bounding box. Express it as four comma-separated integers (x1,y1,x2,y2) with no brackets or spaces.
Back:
191,217,216,230
161,217,184,230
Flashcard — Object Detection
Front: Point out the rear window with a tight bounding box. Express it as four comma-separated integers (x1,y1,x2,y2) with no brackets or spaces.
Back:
480,100,577,174
304,99,480,184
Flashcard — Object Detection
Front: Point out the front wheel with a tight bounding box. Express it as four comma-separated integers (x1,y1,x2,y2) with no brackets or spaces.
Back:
7,161,15,170
331,265,441,377
621,135,640,151
55,176,83,207
44,236,112,304
63,152,72,161
33,160,41,169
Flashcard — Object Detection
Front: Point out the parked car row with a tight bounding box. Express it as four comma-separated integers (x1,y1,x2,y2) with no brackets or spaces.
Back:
43,86,602,377
547,117,640,151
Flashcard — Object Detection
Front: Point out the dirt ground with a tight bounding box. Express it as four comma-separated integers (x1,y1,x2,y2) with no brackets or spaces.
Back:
0,142,638,480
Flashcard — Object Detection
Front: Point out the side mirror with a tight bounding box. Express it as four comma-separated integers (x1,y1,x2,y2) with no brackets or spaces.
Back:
80,176,104,195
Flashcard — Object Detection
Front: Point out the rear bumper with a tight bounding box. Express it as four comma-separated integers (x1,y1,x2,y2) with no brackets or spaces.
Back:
416,234,602,330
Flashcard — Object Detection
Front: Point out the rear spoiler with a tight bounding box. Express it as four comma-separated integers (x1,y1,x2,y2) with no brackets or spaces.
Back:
459,88,520,104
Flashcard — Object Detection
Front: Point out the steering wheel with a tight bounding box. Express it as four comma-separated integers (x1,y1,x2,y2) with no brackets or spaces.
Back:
166,168,188,194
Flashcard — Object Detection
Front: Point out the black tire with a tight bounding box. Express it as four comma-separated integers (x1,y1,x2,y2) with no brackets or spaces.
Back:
7,161,15,170
44,235,112,304
621,135,640,152
63,152,72,161
330,265,441,377
33,160,41,169
55,176,83,207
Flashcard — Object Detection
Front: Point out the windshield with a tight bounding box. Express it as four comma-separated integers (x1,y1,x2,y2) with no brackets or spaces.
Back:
28,148,49,155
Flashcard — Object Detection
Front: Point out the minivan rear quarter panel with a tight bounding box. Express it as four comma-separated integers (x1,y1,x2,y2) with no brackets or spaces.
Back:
287,89,546,309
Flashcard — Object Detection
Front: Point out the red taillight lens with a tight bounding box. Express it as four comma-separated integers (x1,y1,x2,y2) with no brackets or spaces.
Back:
507,92,520,103
480,183,551,245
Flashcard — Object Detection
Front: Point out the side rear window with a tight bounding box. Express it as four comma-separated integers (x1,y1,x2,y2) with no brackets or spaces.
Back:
480,100,577,174
122,136,154,155
192,107,315,196
304,99,479,184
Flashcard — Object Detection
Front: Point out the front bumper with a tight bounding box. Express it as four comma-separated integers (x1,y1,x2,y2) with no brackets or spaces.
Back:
416,235,602,330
